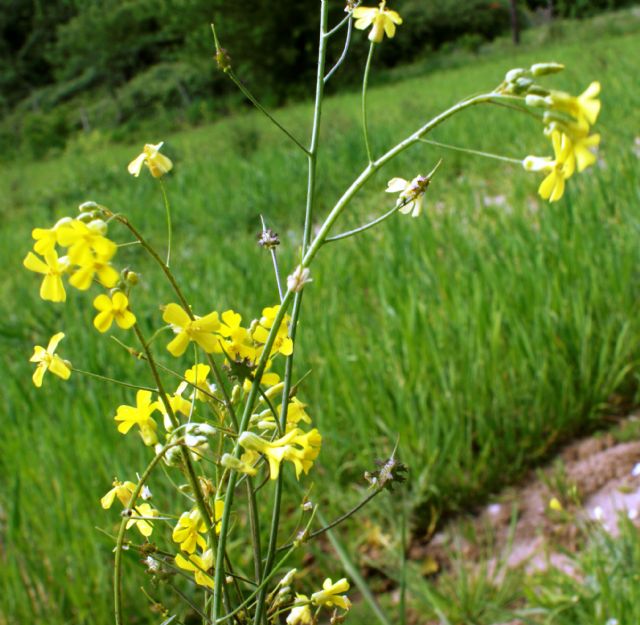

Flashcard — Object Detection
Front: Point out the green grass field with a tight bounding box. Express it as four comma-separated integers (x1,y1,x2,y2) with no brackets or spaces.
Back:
1,10,640,624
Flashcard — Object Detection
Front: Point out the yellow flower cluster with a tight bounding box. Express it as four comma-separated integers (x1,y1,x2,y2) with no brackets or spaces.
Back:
24,216,118,302
509,64,602,202
162,303,293,364
286,578,351,625
353,1,402,43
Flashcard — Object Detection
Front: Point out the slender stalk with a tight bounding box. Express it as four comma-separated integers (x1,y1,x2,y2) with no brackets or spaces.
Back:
213,91,497,625
277,486,383,551
361,41,376,164
325,7,355,38
323,199,408,244
114,442,179,625
260,215,284,301
109,211,238,430
251,4,330,623
159,179,172,267
73,368,156,392
324,18,353,84
317,508,392,625
132,325,214,534
418,138,523,164
246,478,263,584
211,24,309,156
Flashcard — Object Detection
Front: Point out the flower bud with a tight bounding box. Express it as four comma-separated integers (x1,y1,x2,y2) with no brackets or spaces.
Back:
530,62,564,76
505,68,527,83
287,266,312,293
79,201,99,211
124,270,140,286
88,219,108,236
525,94,548,108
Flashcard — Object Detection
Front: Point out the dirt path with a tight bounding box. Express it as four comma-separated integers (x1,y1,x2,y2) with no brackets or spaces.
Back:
410,415,640,574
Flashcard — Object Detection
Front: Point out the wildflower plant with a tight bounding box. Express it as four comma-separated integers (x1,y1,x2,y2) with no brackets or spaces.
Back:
24,2,601,624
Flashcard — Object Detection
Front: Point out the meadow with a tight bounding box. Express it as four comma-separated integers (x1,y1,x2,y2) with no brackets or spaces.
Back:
1,9,640,624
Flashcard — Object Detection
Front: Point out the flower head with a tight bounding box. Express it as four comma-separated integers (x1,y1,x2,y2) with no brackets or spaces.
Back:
219,310,257,362
114,390,160,446
287,266,312,293
175,548,214,588
23,250,70,302
93,292,136,333
547,81,601,126
311,578,351,610
173,509,207,553
523,131,575,202
252,305,293,358
162,303,221,357
177,364,212,402
286,596,313,625
353,1,403,43
128,142,173,178
126,503,157,537
238,427,321,480
56,219,116,265
69,250,119,291
30,332,71,387
101,479,136,509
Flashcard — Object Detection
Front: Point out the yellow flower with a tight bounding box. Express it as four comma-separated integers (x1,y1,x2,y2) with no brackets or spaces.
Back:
547,81,601,126
31,218,72,255
353,1,403,43
114,390,160,446
546,120,601,173
220,450,259,476
523,131,575,202
126,502,157,537
162,303,221,357
69,250,119,291
175,548,214,588
173,509,207,553
177,364,212,402
549,497,563,512
93,292,136,333
238,427,322,480
23,249,70,302
252,305,293,358
219,310,257,361
30,332,71,387
286,596,313,625
56,219,116,265
158,391,192,430
311,578,351,610
128,142,173,178
101,479,136,509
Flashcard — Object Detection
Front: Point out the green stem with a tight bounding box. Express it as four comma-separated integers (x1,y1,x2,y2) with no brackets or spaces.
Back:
110,212,238,431
210,25,309,157
324,18,353,84
114,442,179,625
277,486,383,551
159,179,172,267
132,325,214,533
251,4,329,624
418,138,523,164
361,41,376,164
246,478,263,584
324,198,409,244
73,368,156,392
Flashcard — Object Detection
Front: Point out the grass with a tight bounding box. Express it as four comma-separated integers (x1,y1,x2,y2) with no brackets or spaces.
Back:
1,8,640,624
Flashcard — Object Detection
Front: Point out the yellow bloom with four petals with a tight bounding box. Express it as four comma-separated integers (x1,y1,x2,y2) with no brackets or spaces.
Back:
311,577,351,610
353,1,403,43
93,292,136,333
163,303,221,357
126,502,157,537
101,479,136,509
523,131,575,202
172,509,208,553
23,249,70,302
175,548,214,588
30,332,71,387
114,390,160,446
128,142,173,178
